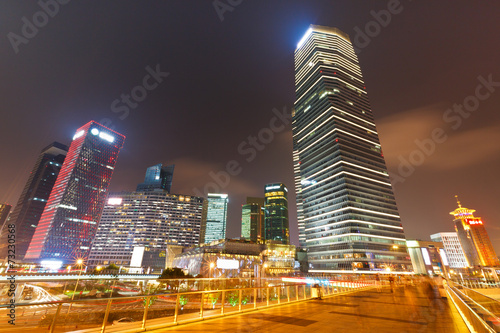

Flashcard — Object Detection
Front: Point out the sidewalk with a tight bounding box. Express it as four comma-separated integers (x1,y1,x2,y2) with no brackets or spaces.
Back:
150,284,469,333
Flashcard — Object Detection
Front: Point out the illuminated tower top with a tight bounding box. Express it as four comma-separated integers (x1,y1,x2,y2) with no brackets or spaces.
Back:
449,195,475,219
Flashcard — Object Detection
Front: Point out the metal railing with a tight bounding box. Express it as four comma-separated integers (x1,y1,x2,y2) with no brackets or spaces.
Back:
1,279,376,333
446,281,500,333
455,280,500,290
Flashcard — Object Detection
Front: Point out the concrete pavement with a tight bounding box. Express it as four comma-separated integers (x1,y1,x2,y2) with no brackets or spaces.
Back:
149,284,468,333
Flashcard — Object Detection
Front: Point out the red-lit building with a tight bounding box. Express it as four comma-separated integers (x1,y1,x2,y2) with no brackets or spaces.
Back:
24,121,125,265
450,197,499,268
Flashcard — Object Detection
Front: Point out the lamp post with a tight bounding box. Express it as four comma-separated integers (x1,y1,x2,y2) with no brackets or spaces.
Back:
209,262,215,290
68,259,84,313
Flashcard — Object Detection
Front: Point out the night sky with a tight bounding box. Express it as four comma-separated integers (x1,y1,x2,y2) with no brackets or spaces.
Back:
1,1,500,253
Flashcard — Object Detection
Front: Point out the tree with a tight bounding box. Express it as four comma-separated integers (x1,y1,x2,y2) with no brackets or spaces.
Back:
158,268,193,280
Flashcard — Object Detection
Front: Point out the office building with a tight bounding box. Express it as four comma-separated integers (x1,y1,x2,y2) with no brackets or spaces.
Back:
136,163,175,193
293,25,411,273
450,197,500,267
24,121,125,265
430,232,468,269
0,143,67,260
264,183,290,244
87,191,205,270
0,203,12,259
241,197,264,242
0,204,11,229
406,240,448,275
203,193,228,244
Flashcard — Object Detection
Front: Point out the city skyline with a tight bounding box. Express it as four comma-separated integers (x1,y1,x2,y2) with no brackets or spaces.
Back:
1,2,500,253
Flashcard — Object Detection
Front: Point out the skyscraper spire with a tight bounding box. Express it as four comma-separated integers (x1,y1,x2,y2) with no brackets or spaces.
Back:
455,195,462,208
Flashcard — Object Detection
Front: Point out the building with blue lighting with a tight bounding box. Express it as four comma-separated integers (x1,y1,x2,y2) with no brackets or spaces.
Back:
136,163,175,193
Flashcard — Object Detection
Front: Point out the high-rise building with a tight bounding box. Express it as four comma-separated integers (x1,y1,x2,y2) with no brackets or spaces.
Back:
241,197,265,242
0,142,68,260
293,25,411,273
24,121,125,265
87,191,205,270
203,193,228,244
430,232,468,269
406,240,448,275
136,163,175,193
0,204,11,230
450,197,500,267
264,183,290,244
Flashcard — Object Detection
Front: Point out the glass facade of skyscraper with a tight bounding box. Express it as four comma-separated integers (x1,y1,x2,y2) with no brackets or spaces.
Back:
0,142,67,260
136,163,175,193
87,191,205,269
241,197,265,242
203,193,228,244
293,25,411,273
24,121,125,264
264,183,290,245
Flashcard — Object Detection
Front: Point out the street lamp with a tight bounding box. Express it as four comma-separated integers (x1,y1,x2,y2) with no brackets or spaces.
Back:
209,262,215,289
68,259,84,313
209,262,215,278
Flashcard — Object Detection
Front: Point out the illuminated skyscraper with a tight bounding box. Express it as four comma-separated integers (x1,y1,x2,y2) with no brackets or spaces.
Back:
136,163,175,193
24,121,125,265
87,192,205,270
293,25,411,273
0,203,12,259
264,183,289,244
0,143,67,260
450,197,499,267
203,193,228,244
241,197,265,242
0,204,11,229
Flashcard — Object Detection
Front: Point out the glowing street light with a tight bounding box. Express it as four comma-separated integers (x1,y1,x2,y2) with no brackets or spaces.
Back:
68,258,85,313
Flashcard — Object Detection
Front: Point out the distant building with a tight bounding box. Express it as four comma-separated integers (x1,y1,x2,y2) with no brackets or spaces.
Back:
24,121,125,265
0,143,67,260
136,163,175,193
0,204,11,229
430,232,468,268
264,183,289,244
262,241,295,275
241,197,264,242
87,191,205,271
0,203,12,259
406,240,448,275
450,197,500,267
203,193,228,244
173,239,264,277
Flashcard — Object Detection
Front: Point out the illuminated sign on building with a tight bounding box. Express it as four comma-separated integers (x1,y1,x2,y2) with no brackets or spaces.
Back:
421,248,432,266
439,249,449,266
217,258,239,269
108,198,123,205
466,219,483,225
